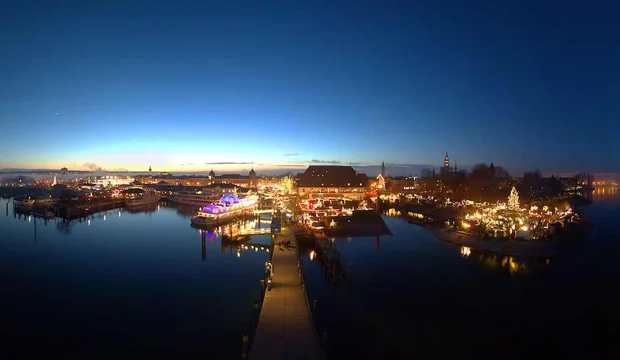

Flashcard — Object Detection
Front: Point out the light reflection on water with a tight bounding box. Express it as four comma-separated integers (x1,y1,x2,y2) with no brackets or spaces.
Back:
0,197,271,359
301,194,620,359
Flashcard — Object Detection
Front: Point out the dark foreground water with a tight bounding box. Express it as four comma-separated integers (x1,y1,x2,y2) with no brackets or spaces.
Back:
302,190,620,359
0,200,271,359
2,192,619,359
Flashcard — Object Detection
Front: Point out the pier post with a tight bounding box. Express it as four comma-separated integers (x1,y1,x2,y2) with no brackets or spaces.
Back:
253,299,260,331
201,232,206,261
241,334,249,359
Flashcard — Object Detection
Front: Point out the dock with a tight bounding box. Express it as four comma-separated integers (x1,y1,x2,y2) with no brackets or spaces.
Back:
249,226,323,360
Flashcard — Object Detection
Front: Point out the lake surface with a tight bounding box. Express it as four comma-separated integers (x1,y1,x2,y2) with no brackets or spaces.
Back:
302,190,620,359
0,200,271,359
2,191,619,359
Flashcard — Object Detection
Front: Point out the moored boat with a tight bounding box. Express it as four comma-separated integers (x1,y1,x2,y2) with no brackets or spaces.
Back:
126,192,161,207
190,194,257,227
169,192,219,206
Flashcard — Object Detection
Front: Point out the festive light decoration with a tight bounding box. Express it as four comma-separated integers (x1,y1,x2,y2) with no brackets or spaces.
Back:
279,175,295,195
508,186,520,210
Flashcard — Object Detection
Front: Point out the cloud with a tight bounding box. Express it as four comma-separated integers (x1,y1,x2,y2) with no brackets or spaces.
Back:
283,153,299,157
82,162,103,172
180,163,195,166
271,163,307,168
387,163,424,168
310,159,341,164
80,162,128,172
204,162,252,165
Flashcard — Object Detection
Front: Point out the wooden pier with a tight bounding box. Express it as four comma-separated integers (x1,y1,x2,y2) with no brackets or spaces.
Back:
249,226,323,360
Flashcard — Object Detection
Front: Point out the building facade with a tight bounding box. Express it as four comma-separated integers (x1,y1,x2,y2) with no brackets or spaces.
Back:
136,168,258,188
388,176,418,194
295,165,370,200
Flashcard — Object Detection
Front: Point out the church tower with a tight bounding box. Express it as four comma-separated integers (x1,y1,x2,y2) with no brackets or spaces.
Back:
381,161,386,177
442,153,450,174
248,161,257,188
148,165,152,177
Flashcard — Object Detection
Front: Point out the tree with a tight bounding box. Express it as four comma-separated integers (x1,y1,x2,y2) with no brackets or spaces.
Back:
508,186,520,210
279,175,294,195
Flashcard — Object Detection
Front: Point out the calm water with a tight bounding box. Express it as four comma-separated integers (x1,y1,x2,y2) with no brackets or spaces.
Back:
2,193,619,359
302,190,620,359
0,200,271,359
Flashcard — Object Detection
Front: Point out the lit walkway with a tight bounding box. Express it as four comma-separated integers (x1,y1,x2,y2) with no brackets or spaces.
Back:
249,227,323,360
254,209,275,214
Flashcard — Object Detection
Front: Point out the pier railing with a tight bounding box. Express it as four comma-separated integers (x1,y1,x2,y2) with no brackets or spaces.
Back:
296,237,326,360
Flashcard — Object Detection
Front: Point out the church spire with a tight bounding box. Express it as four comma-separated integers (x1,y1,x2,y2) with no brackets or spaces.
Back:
381,161,385,177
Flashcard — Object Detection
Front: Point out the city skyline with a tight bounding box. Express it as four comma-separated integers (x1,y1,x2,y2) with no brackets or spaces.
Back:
1,1,617,174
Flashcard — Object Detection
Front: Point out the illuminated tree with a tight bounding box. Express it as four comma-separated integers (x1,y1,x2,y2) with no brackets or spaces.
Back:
279,175,294,195
508,186,520,210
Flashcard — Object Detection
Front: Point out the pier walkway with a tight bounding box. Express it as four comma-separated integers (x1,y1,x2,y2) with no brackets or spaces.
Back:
250,227,323,360
254,209,275,215
238,228,272,236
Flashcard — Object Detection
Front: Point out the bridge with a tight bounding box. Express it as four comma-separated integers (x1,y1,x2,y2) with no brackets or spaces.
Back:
249,226,323,360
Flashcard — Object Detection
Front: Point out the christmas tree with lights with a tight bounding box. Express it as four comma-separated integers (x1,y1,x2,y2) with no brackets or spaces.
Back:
508,186,520,210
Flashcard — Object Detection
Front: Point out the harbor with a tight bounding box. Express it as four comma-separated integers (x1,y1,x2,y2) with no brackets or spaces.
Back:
1,166,617,359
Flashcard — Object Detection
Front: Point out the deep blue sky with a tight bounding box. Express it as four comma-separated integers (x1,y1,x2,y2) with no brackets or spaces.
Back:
1,0,617,175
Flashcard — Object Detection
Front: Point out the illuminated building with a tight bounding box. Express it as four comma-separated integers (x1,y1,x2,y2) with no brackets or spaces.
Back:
85,176,135,187
388,176,417,194
295,165,369,200
135,167,258,188
440,153,457,175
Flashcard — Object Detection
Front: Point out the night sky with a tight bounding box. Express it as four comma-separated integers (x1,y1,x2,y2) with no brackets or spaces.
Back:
1,1,617,175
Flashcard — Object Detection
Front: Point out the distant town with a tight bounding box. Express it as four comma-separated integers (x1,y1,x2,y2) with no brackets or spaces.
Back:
1,154,617,252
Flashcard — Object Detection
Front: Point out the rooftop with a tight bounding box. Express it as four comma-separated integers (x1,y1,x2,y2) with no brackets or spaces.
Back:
296,165,369,187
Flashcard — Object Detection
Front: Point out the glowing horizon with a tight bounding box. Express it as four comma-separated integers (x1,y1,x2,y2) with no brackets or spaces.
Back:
2,2,616,176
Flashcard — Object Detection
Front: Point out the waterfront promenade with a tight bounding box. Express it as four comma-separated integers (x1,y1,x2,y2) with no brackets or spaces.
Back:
249,226,323,360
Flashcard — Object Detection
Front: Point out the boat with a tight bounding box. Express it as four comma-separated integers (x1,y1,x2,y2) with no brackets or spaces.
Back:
169,191,220,206
191,194,257,227
126,192,161,207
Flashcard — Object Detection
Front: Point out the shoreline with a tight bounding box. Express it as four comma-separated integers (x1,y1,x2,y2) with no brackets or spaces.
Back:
430,227,565,258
